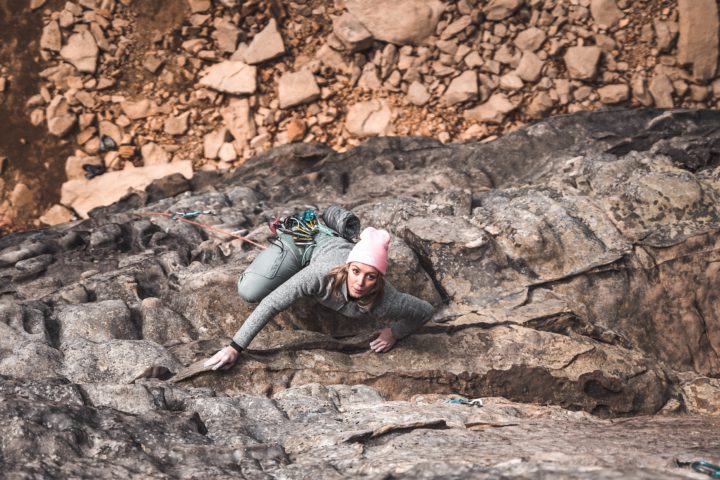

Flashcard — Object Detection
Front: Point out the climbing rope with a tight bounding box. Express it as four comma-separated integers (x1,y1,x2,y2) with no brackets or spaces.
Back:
136,211,267,250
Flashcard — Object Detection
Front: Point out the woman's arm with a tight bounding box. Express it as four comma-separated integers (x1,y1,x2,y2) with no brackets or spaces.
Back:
205,265,325,371
232,265,324,349
381,284,434,340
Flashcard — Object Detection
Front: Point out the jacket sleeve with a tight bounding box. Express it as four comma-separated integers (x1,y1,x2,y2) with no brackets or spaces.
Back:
232,265,326,349
380,284,434,340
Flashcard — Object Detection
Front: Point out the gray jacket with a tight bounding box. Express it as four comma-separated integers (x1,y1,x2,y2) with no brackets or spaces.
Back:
232,234,434,348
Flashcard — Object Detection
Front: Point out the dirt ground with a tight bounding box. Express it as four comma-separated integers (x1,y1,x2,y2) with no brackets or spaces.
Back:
0,0,73,234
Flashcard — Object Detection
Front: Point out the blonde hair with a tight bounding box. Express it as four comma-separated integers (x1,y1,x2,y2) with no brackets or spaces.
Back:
326,263,385,310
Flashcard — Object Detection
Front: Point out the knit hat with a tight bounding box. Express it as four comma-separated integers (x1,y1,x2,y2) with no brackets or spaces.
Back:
346,227,391,275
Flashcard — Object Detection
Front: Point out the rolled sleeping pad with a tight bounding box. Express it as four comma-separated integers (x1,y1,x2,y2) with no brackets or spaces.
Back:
321,205,361,241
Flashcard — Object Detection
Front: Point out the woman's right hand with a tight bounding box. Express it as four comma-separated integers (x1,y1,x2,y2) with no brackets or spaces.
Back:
204,346,239,371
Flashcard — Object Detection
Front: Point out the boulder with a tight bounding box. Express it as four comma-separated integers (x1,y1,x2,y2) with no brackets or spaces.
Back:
649,74,674,108
141,142,170,165
40,20,62,51
121,98,154,120
220,98,255,148
277,69,321,109
346,0,444,45
514,27,546,51
597,84,630,104
198,61,257,95
407,80,431,106
484,0,523,21
677,0,719,81
464,93,516,124
515,51,544,82
163,112,191,136
443,71,477,105
243,18,285,64
590,0,624,28
346,99,392,137
60,31,98,73
332,12,373,51
46,95,76,137
564,46,602,80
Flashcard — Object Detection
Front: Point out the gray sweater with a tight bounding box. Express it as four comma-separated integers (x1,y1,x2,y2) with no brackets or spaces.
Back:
232,234,434,348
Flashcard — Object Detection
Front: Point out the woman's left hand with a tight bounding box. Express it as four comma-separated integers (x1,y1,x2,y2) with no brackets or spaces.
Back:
370,328,396,353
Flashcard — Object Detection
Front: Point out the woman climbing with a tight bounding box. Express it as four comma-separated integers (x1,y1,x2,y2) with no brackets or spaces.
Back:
204,207,434,371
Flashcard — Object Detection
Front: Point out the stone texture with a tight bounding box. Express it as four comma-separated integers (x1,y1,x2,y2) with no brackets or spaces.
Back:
597,84,630,104
677,0,719,81
514,27,546,51
164,112,190,136
277,69,321,109
564,46,602,80
40,20,62,51
590,0,624,28
346,99,392,137
407,80,430,106
57,300,137,344
443,70,478,105
221,98,256,149
243,18,285,65
346,0,444,45
203,128,231,159
515,51,544,82
141,142,170,165
212,18,239,53
198,61,257,95
121,98,153,120
332,12,373,52
39,204,74,225
484,0,523,21
46,95,76,137
60,31,99,73
464,93,516,124
649,74,674,108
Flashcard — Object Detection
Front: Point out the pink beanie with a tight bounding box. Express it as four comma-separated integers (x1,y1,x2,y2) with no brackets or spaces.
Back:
346,227,391,275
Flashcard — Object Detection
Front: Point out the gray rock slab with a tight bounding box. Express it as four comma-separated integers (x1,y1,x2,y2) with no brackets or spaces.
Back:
56,300,138,344
514,27,546,51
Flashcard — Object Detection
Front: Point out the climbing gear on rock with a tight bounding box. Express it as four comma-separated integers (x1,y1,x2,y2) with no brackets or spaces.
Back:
99,135,117,152
170,210,214,220
692,461,720,478
270,208,319,246
445,397,484,407
82,163,106,179
136,211,267,250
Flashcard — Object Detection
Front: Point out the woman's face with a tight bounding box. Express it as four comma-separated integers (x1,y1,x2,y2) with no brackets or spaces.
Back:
347,262,379,299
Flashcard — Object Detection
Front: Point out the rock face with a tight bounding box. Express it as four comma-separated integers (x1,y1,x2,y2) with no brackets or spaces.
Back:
3,111,720,477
